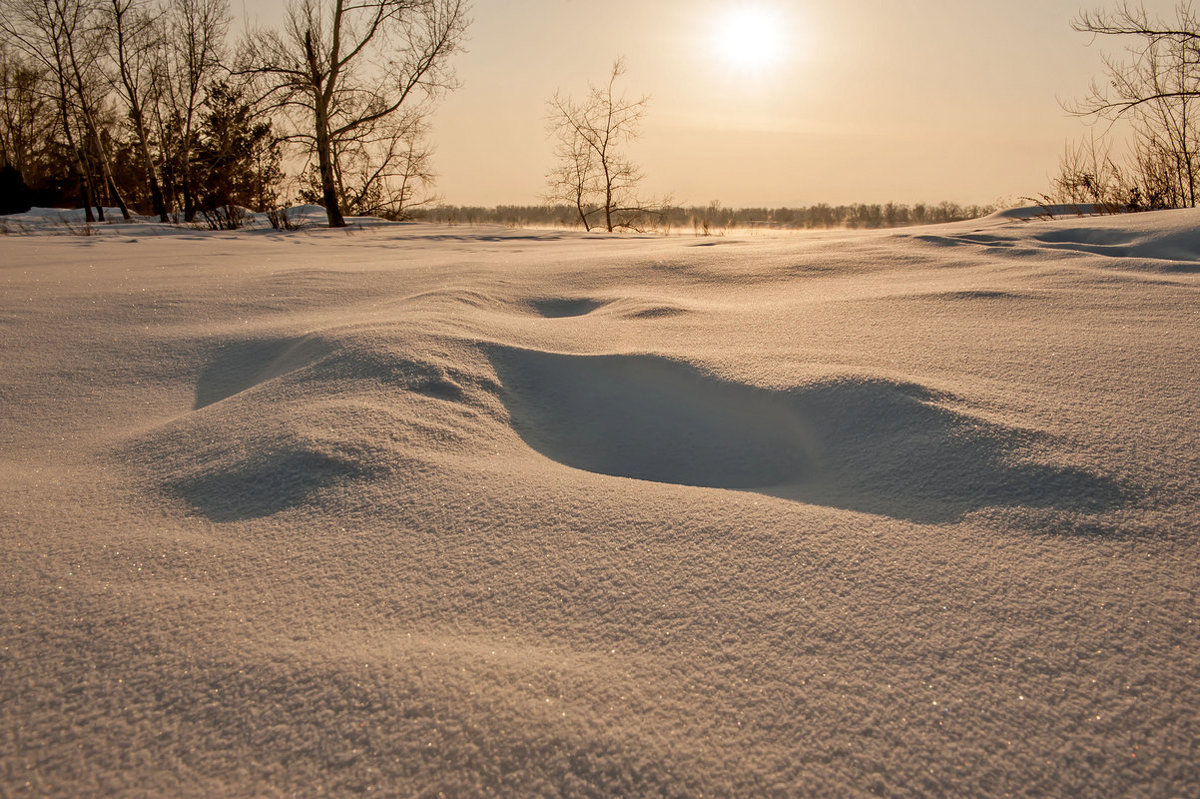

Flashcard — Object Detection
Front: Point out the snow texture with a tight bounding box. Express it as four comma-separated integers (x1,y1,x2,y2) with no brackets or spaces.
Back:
1,207,1198,797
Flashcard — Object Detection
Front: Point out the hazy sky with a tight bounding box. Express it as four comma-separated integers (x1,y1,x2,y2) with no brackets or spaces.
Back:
242,0,1183,207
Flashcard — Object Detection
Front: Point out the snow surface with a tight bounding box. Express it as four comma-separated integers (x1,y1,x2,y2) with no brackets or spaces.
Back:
1,207,1198,796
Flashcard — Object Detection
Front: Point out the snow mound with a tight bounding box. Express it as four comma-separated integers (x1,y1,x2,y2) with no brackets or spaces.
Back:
121,329,503,521
989,203,1106,220
132,332,1134,526
907,206,1200,265
488,348,1133,523
1032,225,1200,263
194,335,334,409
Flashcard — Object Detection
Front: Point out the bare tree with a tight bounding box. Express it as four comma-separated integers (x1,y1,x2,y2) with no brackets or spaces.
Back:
105,0,168,219
1048,134,1133,209
62,0,133,219
154,0,229,221
326,118,437,218
546,119,597,229
1,0,109,219
1071,1,1200,206
380,128,438,219
546,58,654,232
241,0,468,227
0,45,59,183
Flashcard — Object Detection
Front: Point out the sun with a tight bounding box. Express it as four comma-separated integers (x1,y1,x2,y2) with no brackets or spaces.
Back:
712,5,789,71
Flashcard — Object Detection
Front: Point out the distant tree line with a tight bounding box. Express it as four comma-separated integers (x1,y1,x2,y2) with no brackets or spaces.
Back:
0,0,468,227
1048,2,1200,211
416,201,995,232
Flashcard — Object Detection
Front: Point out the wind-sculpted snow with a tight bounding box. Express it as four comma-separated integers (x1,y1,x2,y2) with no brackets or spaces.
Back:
491,348,1133,523
168,445,376,522
530,297,607,318
193,335,335,408
491,348,816,490
131,335,1136,526
528,296,694,319
909,207,1200,267
1,210,1197,798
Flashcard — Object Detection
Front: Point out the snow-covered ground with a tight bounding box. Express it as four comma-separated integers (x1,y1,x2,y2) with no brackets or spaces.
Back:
1,207,1197,796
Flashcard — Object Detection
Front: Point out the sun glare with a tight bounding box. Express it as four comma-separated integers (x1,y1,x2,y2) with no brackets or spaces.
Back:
712,5,789,71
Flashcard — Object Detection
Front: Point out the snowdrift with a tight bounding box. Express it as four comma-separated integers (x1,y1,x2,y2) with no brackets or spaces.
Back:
1,208,1197,796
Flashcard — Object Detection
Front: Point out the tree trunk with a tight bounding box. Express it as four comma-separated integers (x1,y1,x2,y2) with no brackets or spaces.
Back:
74,91,131,220
144,144,168,221
575,197,590,231
77,148,98,222
89,120,131,220
603,164,613,232
112,0,168,221
181,119,197,221
79,159,96,222
64,37,131,220
77,129,103,221
127,96,168,221
58,96,95,222
302,24,345,229
314,100,345,227
182,177,195,221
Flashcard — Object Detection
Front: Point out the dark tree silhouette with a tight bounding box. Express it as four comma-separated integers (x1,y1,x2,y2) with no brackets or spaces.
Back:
1070,1,1200,207
241,0,468,227
191,81,282,227
546,58,657,232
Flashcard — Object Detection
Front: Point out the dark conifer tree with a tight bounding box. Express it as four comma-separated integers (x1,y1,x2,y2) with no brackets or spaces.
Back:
191,81,281,227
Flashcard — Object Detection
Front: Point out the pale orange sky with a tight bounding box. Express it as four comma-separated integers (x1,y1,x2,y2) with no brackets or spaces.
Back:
240,0,1183,207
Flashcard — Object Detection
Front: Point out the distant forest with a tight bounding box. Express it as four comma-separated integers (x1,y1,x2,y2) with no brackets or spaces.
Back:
415,201,996,232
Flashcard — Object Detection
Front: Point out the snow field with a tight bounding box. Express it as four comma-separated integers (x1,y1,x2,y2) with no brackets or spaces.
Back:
1,208,1197,796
